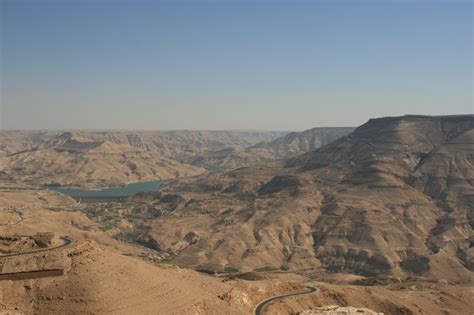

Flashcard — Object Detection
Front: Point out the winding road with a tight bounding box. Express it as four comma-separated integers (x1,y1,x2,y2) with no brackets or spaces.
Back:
254,285,318,315
0,236,73,258
0,236,74,281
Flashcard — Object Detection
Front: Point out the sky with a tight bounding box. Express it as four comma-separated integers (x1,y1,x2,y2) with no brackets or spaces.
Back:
0,0,472,131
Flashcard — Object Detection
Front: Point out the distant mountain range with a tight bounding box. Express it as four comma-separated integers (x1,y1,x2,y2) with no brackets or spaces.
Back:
183,127,354,170
1,132,205,188
0,128,353,188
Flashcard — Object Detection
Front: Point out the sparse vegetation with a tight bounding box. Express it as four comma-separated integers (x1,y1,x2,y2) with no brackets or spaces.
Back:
224,266,240,273
253,266,278,272
113,230,141,243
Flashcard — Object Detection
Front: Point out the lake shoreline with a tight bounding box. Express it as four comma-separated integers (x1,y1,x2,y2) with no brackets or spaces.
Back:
47,180,166,199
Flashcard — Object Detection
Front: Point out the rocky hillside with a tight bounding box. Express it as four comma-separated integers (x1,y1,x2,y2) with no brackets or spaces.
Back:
186,127,354,170
135,115,473,283
72,130,288,158
252,127,354,156
0,130,288,175
0,184,306,315
3,185,469,315
1,132,205,188
0,128,352,182
0,131,60,156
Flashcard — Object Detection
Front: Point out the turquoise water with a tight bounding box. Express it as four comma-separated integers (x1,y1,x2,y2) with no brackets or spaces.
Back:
49,180,164,198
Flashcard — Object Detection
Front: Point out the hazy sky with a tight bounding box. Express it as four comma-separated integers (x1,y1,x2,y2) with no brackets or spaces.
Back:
1,0,472,130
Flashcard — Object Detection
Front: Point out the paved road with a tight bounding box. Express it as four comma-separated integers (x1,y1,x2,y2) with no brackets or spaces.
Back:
0,236,73,281
0,236,73,258
254,285,318,315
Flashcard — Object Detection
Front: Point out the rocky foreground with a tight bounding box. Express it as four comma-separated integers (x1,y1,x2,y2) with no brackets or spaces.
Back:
300,306,383,315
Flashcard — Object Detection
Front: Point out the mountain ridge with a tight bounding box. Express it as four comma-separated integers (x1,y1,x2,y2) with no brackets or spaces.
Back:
135,114,473,283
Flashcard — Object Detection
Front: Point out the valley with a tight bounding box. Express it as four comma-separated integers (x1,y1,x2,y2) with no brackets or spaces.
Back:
3,0,471,312
1,115,472,314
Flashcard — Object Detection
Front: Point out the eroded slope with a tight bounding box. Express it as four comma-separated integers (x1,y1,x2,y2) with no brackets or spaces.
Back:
134,115,473,283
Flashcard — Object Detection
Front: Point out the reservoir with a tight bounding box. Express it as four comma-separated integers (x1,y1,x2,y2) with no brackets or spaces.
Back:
49,180,164,201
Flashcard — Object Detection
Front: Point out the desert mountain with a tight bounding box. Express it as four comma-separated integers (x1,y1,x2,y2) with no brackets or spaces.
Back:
1,132,205,188
0,131,60,156
0,130,286,157
2,183,471,314
0,128,353,186
185,127,354,170
73,130,288,159
130,115,473,283
252,127,354,157
0,182,308,314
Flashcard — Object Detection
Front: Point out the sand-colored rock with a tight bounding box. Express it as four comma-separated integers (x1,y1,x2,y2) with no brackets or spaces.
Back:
300,305,383,315
138,115,473,284
0,183,306,314
1,132,205,188
0,115,472,314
